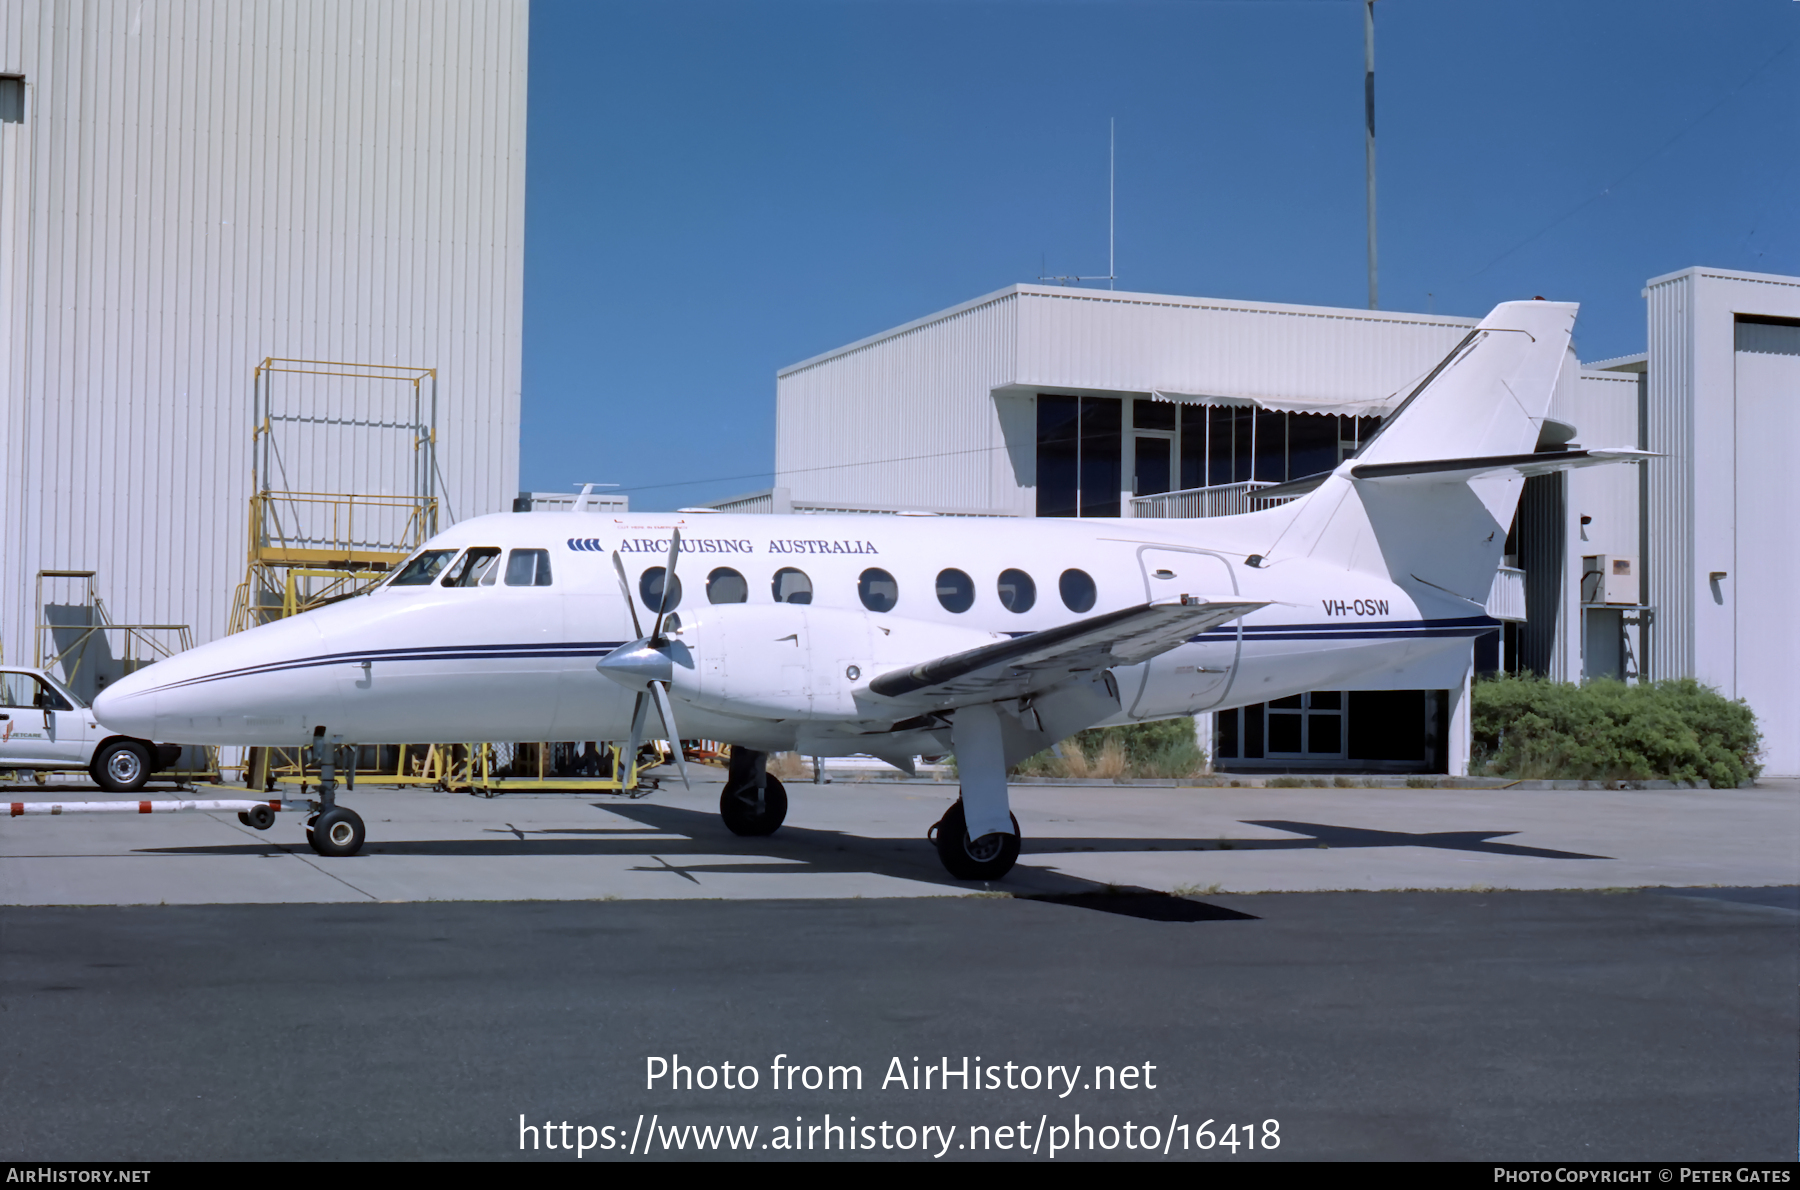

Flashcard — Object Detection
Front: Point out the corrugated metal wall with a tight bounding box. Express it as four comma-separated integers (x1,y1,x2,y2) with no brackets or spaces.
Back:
1644,271,1694,681
775,284,1475,515
1014,288,1474,405
0,0,527,658
777,290,1020,514
1642,265,1800,774
1558,367,1644,681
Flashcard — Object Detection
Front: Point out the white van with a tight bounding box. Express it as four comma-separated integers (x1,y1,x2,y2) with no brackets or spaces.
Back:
0,667,182,792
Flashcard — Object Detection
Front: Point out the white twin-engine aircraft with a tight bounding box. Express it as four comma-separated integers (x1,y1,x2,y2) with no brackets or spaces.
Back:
95,300,1649,879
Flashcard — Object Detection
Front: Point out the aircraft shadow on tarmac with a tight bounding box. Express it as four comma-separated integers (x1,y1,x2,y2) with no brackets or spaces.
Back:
133,802,1605,920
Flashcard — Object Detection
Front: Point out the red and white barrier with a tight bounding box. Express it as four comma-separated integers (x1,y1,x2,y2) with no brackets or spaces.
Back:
8,798,289,817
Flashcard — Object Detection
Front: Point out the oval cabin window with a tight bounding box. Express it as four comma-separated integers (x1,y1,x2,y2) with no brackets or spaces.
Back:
858,568,899,613
935,568,974,613
997,569,1036,613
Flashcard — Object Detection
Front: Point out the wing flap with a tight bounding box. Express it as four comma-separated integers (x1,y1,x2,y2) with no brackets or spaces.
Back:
864,596,1265,708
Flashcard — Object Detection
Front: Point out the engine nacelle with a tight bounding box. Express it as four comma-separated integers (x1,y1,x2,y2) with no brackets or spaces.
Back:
666,604,1002,721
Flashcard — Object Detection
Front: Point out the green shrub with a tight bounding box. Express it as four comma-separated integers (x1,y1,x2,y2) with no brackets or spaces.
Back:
1472,674,1761,788
1010,718,1207,779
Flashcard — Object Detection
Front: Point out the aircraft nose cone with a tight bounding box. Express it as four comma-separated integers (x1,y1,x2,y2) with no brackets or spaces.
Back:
92,672,160,738
596,640,672,690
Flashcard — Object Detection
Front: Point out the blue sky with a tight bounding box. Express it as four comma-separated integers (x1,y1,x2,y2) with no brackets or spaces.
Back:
522,0,1798,510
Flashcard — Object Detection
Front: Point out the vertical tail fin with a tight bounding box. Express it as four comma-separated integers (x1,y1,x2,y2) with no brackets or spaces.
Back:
1266,300,1577,605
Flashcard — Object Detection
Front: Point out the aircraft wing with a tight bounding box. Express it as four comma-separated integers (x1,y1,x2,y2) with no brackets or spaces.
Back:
864,596,1266,710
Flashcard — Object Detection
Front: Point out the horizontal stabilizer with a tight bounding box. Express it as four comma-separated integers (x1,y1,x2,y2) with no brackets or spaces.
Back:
866,596,1265,709
1350,447,1657,486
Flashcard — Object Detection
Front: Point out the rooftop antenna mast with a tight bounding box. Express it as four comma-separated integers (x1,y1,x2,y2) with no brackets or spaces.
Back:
1364,0,1378,310
1039,118,1117,288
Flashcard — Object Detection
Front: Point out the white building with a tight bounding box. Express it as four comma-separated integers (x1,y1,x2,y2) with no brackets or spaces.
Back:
723,274,1795,778
0,0,528,669
1638,267,1798,776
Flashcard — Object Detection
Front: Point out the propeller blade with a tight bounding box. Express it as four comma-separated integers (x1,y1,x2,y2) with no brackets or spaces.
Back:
651,527,681,642
611,551,643,639
623,691,650,789
648,680,691,790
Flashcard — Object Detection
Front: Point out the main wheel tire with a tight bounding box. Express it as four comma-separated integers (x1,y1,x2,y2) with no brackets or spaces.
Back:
307,806,365,857
91,740,152,793
720,774,788,836
930,799,1021,881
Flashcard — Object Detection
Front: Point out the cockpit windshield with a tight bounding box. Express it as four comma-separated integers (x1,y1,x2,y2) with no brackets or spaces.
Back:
389,549,458,586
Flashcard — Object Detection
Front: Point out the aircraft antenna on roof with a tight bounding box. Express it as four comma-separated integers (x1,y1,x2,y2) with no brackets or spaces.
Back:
1038,118,1116,289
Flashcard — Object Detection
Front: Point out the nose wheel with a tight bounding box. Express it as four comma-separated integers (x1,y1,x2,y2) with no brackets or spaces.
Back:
306,806,366,857
721,774,787,836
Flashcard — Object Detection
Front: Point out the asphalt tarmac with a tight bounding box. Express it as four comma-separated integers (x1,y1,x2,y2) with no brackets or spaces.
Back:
1,777,1793,1161
0,887,1793,1162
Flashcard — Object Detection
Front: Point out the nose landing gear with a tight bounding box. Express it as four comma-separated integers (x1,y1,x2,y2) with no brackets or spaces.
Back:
719,747,788,836
301,730,366,857
307,805,366,857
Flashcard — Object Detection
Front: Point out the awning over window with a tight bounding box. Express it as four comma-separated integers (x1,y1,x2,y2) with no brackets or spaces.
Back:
1148,388,1401,419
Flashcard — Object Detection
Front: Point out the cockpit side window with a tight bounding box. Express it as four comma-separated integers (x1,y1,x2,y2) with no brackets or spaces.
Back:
504,549,554,587
389,549,458,586
441,547,503,587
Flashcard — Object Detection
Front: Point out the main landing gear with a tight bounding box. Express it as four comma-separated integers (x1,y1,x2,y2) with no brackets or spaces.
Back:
301,729,366,858
720,747,787,836
930,800,1021,881
931,703,1021,881
716,735,1023,882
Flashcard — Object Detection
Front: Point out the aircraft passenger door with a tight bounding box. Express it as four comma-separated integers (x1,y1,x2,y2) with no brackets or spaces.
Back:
1129,549,1240,717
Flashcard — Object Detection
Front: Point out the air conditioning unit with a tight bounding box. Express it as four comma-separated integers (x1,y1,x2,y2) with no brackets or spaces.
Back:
1581,555,1638,605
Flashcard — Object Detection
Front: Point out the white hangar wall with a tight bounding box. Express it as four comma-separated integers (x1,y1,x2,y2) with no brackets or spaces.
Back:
1644,267,1800,777
0,0,528,658
774,285,1478,516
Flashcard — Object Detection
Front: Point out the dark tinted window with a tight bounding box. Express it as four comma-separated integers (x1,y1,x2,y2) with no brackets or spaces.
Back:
390,549,457,586
1133,399,1175,430
772,568,813,605
504,549,553,586
997,569,1036,613
706,567,748,603
858,568,898,613
1058,569,1096,613
639,567,682,613
936,568,974,613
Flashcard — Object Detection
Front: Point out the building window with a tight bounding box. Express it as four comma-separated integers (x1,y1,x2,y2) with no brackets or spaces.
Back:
0,76,23,124
1040,396,1382,515
1214,689,1444,773
1036,395,1121,517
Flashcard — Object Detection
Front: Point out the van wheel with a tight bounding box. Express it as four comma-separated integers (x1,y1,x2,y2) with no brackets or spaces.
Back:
92,741,152,793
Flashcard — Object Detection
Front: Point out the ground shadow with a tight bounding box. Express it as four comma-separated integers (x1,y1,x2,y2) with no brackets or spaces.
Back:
129,802,1605,916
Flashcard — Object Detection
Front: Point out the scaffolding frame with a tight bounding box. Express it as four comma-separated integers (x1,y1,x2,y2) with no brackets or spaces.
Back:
229,359,440,634
248,741,652,797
